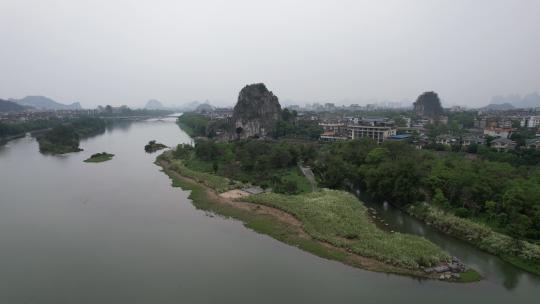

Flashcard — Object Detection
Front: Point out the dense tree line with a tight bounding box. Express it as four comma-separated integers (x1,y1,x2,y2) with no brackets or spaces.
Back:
174,136,540,241
174,140,319,194
312,139,540,241
272,109,323,140
176,113,209,137
0,119,62,138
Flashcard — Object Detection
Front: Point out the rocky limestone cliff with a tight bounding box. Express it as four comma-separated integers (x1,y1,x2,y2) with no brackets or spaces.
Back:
232,83,281,139
413,91,443,119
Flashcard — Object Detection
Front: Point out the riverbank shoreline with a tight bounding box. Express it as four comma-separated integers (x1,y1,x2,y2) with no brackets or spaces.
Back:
408,203,540,276
156,152,480,282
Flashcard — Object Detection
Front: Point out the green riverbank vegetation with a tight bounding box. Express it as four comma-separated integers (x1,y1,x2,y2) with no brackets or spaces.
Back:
169,134,540,275
408,203,540,275
84,152,114,163
1,119,61,139
173,140,315,194
312,139,540,274
157,151,477,281
176,113,210,137
163,154,243,193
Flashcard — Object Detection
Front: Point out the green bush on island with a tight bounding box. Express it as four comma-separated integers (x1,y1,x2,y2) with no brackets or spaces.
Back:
145,140,167,153
246,190,450,269
84,152,114,163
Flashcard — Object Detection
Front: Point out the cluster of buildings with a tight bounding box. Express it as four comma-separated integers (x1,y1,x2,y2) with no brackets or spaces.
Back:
319,118,398,144
286,101,407,113
317,111,540,152
1,104,154,124
0,109,96,124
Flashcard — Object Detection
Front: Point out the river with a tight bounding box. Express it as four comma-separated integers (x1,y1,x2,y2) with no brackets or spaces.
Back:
0,116,538,303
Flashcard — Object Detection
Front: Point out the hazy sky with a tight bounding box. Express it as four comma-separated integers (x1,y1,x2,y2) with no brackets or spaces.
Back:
1,0,539,108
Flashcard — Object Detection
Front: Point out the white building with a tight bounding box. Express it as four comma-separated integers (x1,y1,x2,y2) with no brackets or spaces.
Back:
521,116,540,128
348,125,396,144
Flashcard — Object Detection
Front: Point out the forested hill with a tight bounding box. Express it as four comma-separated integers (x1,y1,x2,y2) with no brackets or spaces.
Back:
10,96,82,110
0,99,28,112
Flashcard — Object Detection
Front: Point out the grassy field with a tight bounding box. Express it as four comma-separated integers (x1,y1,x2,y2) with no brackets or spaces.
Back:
245,190,450,269
84,152,114,163
409,203,540,275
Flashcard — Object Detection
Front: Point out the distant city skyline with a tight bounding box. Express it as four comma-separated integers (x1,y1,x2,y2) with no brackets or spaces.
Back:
1,0,539,108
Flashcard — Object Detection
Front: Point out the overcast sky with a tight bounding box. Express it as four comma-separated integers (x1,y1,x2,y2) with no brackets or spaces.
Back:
1,0,539,108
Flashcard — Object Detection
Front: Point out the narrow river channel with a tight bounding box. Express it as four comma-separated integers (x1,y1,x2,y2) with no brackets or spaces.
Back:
0,116,538,303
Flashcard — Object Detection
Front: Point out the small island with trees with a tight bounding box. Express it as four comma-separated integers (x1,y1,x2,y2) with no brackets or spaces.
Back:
37,118,106,154
38,125,83,154
145,140,167,153
84,152,114,163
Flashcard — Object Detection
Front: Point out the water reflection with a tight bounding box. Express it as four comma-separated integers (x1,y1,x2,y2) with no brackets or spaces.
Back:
106,120,134,133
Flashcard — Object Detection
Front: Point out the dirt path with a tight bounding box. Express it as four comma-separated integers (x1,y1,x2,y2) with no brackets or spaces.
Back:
298,164,317,192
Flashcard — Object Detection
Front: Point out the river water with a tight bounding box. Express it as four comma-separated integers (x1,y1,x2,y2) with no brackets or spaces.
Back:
0,116,538,303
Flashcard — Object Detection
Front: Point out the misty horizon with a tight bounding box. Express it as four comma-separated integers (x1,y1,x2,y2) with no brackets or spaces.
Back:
1,0,539,108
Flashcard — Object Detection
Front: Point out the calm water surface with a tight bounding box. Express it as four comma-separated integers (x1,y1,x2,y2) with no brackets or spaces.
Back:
0,116,538,303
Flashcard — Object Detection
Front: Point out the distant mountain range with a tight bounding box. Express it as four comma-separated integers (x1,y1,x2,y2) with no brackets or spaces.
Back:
0,99,29,112
480,103,515,111
144,99,164,110
482,92,540,110
143,99,208,112
9,96,82,110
